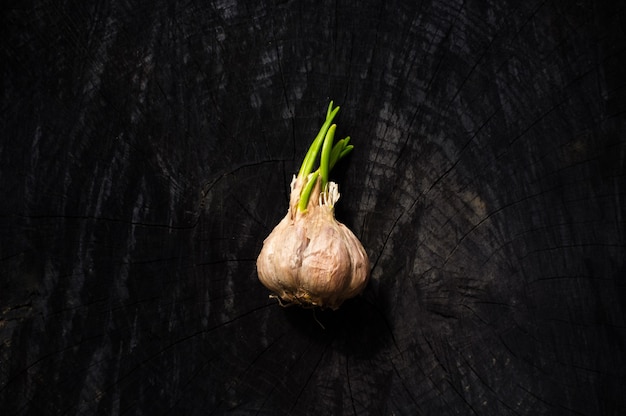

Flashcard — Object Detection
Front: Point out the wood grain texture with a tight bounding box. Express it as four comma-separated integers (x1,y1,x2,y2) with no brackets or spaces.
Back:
1,0,625,414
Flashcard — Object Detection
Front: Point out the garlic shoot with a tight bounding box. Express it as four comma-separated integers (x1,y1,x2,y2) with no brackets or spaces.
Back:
256,102,370,310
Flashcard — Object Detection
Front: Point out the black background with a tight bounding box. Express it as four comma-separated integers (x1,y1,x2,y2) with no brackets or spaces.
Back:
2,0,625,415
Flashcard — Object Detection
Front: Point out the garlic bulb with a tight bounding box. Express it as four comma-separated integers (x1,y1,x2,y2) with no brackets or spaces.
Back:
256,102,370,310
257,176,370,309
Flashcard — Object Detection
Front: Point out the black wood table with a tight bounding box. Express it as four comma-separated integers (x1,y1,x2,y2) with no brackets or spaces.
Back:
2,1,625,414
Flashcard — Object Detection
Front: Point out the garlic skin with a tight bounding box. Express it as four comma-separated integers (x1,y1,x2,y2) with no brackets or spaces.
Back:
257,175,370,310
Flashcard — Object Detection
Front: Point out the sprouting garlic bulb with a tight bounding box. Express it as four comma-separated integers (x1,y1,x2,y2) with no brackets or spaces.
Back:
256,175,370,310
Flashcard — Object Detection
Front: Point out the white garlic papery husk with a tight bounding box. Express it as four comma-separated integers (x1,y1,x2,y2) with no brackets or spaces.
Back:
256,175,370,310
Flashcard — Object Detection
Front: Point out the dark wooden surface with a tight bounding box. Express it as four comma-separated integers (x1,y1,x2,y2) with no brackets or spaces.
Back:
2,0,625,414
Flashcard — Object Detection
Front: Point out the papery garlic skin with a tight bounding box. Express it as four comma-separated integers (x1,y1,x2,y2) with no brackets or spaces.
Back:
257,177,370,310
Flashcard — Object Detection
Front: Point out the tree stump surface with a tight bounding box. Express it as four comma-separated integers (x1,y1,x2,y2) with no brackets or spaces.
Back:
1,1,625,414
